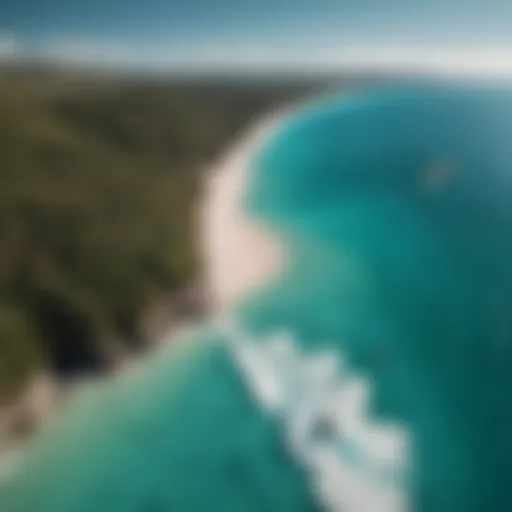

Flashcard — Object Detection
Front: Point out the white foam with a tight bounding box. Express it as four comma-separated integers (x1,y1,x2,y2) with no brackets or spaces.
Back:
218,318,411,512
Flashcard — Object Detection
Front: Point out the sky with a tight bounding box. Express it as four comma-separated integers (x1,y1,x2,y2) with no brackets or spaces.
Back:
1,0,512,72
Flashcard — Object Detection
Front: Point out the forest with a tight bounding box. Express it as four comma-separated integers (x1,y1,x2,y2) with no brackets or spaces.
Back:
0,68,337,404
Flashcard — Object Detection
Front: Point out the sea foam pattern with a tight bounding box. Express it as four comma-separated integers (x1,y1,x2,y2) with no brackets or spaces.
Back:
217,317,411,512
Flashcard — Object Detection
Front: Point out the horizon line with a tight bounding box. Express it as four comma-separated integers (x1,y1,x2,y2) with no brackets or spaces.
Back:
2,42,512,78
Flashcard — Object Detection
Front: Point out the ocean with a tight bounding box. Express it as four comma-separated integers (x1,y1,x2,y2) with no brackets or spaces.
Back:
235,83,512,510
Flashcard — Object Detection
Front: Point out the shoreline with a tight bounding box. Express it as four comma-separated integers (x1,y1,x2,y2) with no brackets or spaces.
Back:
199,109,291,311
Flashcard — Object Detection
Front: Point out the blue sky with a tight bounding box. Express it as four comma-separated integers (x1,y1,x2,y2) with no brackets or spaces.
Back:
1,0,512,71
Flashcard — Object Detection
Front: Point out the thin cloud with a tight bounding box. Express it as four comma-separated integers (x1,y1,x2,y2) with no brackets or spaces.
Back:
0,34,18,60
37,40,146,68
34,40,512,77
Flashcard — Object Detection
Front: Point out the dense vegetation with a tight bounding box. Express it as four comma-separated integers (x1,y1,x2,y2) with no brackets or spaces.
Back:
0,69,327,404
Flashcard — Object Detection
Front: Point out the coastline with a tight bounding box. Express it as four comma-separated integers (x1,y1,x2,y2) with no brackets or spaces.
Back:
199,109,291,312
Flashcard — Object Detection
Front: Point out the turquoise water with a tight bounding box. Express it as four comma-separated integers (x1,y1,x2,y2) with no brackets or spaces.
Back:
5,83,512,511
0,329,319,511
237,84,512,510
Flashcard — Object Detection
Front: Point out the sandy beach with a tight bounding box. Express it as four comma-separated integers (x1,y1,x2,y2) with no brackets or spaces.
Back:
199,110,290,311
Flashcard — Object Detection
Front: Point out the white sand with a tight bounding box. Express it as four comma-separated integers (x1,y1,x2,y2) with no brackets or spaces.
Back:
199,111,289,312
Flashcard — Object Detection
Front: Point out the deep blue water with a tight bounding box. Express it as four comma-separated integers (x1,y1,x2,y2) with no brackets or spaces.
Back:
238,83,512,510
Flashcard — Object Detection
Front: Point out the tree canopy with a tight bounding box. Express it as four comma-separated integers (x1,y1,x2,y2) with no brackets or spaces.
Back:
0,70,323,404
